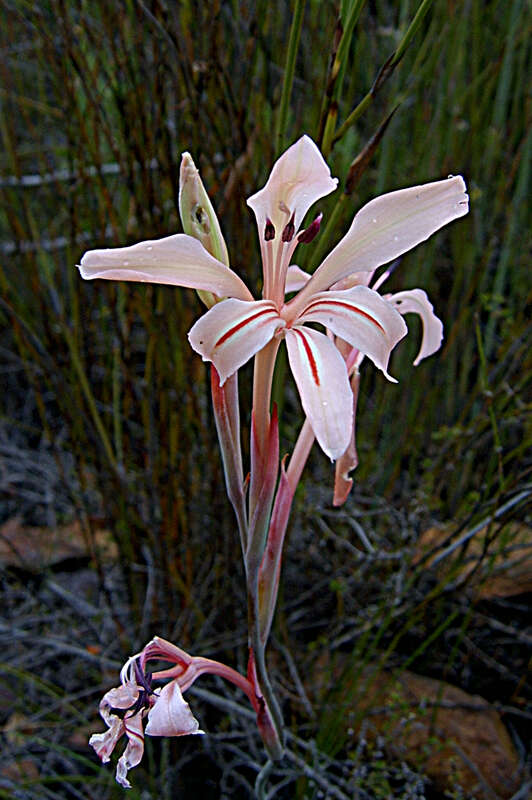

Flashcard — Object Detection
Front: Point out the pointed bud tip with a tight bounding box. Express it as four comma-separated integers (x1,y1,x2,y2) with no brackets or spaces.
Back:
179,152,199,184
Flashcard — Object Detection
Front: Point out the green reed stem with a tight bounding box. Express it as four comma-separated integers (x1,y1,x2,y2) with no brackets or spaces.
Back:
62,324,119,474
275,0,306,156
332,0,434,148
331,89,373,148
475,319,504,490
321,0,366,156
391,0,435,67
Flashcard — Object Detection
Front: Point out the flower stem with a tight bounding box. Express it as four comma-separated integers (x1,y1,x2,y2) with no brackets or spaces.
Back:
247,337,285,757
252,338,281,457
211,368,248,553
286,417,316,488
258,419,315,643
248,595,285,758
255,759,274,799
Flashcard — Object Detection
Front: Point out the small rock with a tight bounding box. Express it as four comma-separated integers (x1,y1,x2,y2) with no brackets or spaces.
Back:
0,517,117,572
353,669,523,799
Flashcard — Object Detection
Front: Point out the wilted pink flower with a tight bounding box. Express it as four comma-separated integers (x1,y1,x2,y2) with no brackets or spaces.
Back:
89,651,202,788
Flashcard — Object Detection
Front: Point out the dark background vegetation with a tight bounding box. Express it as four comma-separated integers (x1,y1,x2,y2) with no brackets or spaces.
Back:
0,0,530,797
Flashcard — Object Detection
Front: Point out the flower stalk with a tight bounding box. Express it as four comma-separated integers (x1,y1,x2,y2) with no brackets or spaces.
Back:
210,367,248,552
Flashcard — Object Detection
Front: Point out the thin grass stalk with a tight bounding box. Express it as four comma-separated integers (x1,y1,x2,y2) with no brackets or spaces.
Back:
62,324,119,474
390,0,435,67
332,0,435,148
475,319,504,490
320,0,366,156
274,0,306,156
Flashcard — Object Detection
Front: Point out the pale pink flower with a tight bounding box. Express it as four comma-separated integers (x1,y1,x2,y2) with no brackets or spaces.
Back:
79,136,468,460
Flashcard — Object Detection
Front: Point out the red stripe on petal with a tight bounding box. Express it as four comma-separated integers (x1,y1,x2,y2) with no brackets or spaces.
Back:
124,725,144,742
302,299,385,333
215,307,278,348
294,328,320,386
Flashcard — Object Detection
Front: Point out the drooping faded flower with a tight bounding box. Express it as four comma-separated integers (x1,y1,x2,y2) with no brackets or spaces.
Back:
89,652,202,788
79,136,468,459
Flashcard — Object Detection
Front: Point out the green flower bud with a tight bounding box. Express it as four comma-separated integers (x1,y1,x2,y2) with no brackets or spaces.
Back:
179,153,230,308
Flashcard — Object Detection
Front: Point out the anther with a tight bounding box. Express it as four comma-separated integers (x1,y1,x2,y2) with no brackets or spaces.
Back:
281,212,296,242
297,212,323,244
264,218,275,241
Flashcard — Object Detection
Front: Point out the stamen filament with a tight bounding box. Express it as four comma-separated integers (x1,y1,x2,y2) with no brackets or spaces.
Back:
272,241,285,304
272,237,299,307
263,239,273,299
120,651,146,685
279,237,298,296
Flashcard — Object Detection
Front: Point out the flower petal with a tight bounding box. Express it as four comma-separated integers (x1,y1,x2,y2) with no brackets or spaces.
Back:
188,298,285,384
333,370,360,507
145,680,203,737
285,265,311,293
299,176,469,296
79,233,252,301
116,712,145,789
89,718,124,765
330,270,373,290
297,285,407,380
89,682,139,765
247,135,338,237
388,288,444,365
285,327,352,460
101,683,139,713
